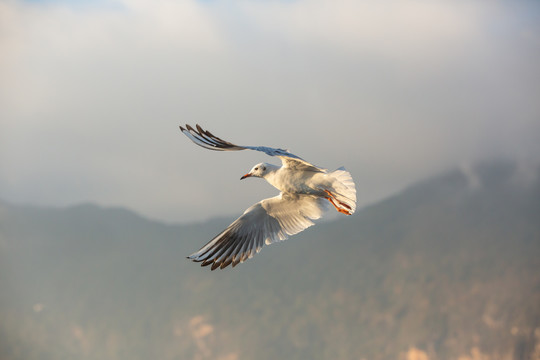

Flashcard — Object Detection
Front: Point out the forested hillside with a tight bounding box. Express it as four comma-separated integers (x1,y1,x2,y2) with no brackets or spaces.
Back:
1,161,539,360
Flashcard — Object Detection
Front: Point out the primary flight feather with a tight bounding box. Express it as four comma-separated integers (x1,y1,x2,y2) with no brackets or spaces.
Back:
180,124,357,270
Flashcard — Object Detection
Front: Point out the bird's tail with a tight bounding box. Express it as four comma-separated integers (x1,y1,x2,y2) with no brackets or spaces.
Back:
328,167,357,215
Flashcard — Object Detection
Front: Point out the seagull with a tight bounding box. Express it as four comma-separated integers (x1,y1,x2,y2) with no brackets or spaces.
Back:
180,124,357,270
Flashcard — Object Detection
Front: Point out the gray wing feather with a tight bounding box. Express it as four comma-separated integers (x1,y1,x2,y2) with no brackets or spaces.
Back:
181,124,246,151
179,124,320,170
187,194,327,270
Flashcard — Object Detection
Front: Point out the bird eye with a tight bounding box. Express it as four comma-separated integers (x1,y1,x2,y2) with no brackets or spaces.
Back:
255,167,258,171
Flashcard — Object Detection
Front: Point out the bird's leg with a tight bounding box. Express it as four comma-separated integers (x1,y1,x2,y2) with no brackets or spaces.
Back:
324,190,352,215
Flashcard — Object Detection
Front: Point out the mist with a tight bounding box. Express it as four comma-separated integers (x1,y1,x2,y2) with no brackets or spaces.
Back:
1,0,539,222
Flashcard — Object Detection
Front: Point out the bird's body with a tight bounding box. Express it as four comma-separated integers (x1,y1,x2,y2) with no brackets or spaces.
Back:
179,124,356,270
256,163,319,194
255,162,355,211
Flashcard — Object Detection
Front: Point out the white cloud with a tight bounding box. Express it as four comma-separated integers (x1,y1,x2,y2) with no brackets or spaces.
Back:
1,0,539,222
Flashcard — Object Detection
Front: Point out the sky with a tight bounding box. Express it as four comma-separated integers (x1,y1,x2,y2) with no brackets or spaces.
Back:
1,0,540,223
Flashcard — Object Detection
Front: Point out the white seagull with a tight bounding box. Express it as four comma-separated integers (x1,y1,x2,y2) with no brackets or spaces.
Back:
180,124,357,270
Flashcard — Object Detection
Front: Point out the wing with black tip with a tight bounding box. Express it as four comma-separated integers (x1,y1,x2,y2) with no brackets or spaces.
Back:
179,124,322,171
187,193,328,270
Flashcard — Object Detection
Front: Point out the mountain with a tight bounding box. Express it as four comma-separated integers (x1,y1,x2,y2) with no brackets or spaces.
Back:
0,161,539,360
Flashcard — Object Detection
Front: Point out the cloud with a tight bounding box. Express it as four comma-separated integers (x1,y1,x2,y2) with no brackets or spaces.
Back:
1,0,539,222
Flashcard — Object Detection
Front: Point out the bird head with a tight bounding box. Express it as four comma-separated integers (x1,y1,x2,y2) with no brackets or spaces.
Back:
241,163,269,180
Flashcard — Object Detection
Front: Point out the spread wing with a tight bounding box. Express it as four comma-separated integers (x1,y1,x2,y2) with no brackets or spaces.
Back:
179,124,322,172
187,193,328,270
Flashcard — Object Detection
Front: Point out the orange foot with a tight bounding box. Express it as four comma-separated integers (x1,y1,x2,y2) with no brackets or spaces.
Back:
324,190,352,215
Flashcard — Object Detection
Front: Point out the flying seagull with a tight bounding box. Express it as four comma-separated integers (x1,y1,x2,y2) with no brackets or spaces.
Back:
180,124,357,270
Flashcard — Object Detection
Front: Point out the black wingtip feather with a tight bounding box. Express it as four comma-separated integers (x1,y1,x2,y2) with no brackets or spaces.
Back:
220,258,233,269
201,259,213,267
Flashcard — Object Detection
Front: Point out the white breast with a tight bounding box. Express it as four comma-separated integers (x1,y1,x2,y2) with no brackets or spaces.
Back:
265,168,327,195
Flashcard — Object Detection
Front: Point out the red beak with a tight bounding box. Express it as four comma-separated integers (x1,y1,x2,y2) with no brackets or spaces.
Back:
240,173,252,180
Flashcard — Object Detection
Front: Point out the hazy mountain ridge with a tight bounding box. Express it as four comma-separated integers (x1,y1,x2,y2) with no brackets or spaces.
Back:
1,161,539,360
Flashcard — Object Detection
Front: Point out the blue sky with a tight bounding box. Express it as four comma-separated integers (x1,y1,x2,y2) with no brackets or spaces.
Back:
1,0,540,223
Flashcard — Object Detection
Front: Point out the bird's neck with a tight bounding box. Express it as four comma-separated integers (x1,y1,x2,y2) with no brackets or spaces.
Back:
262,164,282,191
